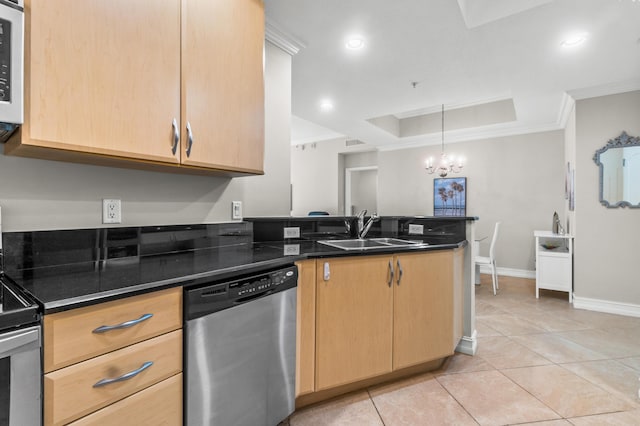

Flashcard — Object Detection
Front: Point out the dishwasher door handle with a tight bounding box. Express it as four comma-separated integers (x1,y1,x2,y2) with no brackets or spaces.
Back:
92,313,153,334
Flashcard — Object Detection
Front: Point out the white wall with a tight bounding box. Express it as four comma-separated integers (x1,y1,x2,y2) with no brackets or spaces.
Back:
290,138,375,216
574,90,640,305
239,42,292,217
377,131,565,271
290,139,342,216
349,169,377,215
0,42,292,231
291,130,565,271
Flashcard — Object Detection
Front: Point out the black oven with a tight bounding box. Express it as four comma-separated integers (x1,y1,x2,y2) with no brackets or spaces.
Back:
0,0,23,142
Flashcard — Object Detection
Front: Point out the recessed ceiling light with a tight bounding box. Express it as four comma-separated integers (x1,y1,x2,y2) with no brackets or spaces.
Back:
320,100,334,111
345,36,365,50
561,33,588,48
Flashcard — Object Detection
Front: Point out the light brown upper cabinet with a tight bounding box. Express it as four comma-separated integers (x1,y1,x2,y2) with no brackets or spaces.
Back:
181,0,264,173
5,0,265,176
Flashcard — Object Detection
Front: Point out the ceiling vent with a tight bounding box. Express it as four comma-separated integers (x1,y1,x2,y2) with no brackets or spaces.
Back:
345,139,365,146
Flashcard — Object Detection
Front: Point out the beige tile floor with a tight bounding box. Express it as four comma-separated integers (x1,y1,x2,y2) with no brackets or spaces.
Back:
283,275,640,426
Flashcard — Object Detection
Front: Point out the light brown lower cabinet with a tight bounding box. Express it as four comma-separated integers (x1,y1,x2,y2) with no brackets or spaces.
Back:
44,330,182,426
67,373,182,426
297,249,462,400
43,287,183,426
315,255,394,391
393,250,455,370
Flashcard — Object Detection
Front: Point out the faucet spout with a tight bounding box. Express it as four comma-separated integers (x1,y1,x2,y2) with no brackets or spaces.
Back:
356,209,367,237
358,212,380,239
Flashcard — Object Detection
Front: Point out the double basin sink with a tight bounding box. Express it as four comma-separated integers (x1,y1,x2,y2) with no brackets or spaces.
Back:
318,238,426,251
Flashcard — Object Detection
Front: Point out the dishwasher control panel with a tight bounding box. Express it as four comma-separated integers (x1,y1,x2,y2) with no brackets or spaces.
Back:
185,265,298,320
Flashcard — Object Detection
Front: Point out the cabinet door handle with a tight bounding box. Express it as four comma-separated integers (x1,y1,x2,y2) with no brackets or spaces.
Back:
186,121,194,157
93,361,153,388
171,118,179,155
397,259,403,286
92,313,153,334
323,262,330,281
388,260,394,287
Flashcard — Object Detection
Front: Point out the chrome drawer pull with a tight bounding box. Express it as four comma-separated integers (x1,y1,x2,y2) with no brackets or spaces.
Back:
387,260,394,287
397,259,403,286
93,361,153,388
92,313,153,334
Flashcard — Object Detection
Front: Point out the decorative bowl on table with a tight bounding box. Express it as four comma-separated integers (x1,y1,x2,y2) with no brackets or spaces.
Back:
541,243,560,250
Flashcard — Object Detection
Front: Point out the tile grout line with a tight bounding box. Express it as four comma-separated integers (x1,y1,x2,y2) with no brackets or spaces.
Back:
432,374,482,425
366,389,387,426
493,367,567,420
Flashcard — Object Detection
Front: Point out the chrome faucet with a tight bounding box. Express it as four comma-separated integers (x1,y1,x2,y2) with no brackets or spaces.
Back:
357,211,380,239
356,209,367,236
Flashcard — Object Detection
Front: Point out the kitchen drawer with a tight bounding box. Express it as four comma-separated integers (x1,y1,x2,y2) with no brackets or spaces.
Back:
68,373,182,426
44,287,182,372
44,329,182,426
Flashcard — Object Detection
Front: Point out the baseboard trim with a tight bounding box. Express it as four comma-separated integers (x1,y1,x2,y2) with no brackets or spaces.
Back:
573,295,640,318
455,330,477,355
478,265,535,279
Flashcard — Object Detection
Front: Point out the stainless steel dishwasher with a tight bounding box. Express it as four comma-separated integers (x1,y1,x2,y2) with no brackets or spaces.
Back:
184,264,297,426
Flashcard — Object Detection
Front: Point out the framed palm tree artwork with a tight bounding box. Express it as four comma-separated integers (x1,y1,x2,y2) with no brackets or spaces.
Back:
434,177,466,216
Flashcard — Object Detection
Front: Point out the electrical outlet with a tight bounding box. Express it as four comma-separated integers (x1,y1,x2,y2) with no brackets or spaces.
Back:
408,224,424,235
232,201,243,220
283,227,300,239
102,199,121,224
283,244,300,256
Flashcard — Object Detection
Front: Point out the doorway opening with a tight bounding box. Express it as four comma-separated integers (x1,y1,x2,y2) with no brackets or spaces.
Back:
344,166,378,215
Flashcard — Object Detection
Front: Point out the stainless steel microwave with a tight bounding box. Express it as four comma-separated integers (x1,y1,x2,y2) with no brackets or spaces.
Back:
0,0,23,142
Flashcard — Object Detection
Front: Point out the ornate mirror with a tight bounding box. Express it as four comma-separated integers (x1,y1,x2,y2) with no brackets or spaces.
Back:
593,132,640,208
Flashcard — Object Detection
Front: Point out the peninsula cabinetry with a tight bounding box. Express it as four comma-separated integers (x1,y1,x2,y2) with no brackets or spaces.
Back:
315,255,394,390
302,249,462,399
535,231,573,302
43,287,183,426
295,259,316,398
6,0,264,175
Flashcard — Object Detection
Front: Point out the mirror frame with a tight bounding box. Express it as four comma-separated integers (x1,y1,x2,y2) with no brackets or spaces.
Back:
593,131,640,208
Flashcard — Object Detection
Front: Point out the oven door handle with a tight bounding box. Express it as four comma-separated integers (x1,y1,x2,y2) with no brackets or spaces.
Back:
92,313,153,334
0,327,40,358
93,361,154,388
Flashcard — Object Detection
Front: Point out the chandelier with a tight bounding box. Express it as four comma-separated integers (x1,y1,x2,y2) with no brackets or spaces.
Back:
425,104,464,177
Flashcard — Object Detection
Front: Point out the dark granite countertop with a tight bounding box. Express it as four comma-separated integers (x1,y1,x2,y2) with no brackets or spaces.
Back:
2,218,469,314
8,240,463,313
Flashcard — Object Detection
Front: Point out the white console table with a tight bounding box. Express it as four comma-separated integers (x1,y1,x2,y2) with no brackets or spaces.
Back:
534,231,573,302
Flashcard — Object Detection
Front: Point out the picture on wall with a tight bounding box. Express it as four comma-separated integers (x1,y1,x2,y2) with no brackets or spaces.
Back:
434,177,466,216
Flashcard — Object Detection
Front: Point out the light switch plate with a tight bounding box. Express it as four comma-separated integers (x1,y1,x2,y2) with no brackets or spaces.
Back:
408,224,424,235
231,201,243,220
283,227,300,239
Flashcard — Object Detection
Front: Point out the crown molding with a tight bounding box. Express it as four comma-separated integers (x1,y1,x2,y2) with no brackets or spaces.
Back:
265,19,306,56
377,122,564,152
567,79,640,101
557,92,576,129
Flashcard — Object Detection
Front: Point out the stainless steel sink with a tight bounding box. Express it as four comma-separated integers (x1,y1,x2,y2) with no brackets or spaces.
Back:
369,238,421,246
318,238,425,251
